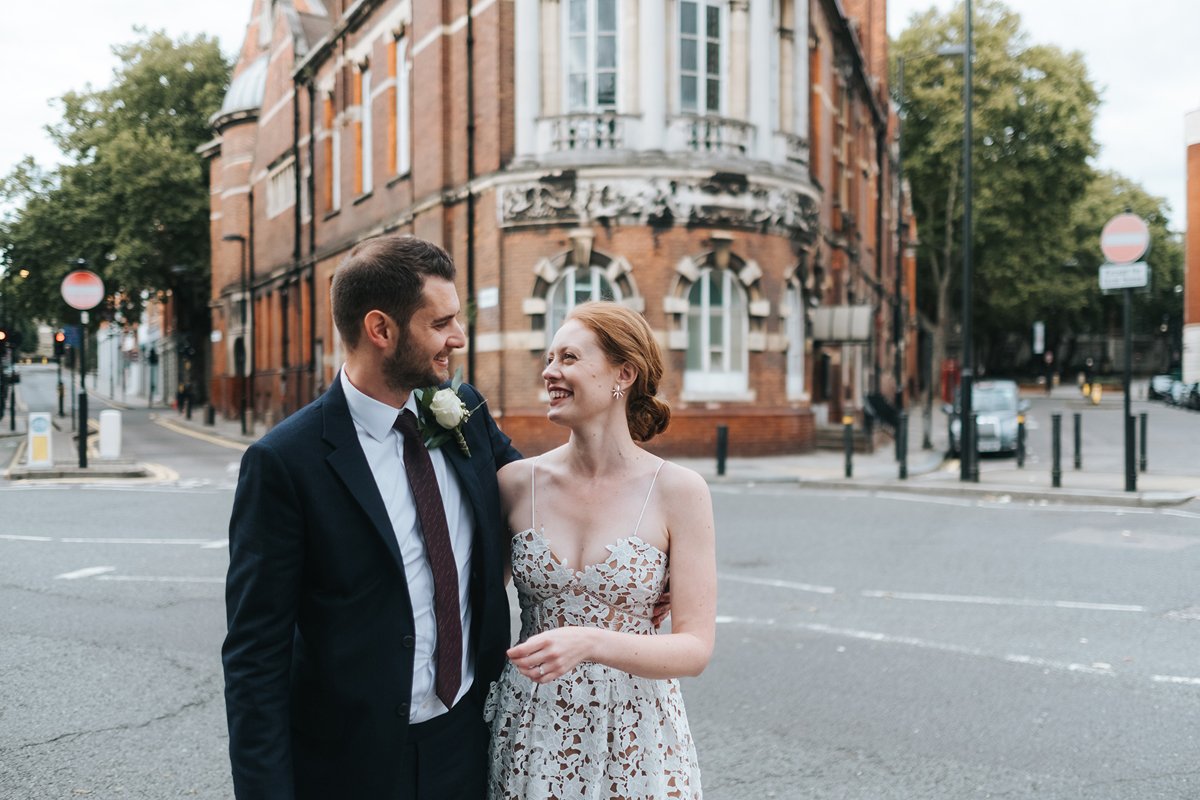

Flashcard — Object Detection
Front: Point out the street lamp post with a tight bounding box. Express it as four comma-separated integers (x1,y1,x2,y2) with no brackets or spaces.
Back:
959,0,975,483
223,234,248,436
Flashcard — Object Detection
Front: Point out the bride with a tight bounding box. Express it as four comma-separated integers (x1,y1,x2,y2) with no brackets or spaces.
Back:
485,301,716,800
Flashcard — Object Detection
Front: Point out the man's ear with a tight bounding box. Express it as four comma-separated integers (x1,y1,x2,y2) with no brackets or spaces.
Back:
362,310,395,350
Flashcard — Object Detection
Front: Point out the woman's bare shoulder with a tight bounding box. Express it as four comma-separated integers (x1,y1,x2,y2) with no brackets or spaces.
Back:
497,458,533,493
656,459,711,503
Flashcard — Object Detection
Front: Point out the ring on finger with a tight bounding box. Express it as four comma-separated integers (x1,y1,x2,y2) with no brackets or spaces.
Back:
538,664,545,676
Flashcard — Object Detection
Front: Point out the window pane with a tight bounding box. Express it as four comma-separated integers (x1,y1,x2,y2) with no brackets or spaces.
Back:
681,76,697,111
598,0,617,31
686,282,703,371
680,37,697,71
569,37,588,73
549,278,568,332
707,78,720,113
569,74,588,111
706,42,720,76
680,1,697,34
597,72,616,107
569,0,587,32
707,270,723,305
729,278,744,371
706,5,720,38
597,35,616,69
709,307,723,349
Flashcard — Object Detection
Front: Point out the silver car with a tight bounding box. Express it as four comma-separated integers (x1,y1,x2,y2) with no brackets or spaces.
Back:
945,380,1031,457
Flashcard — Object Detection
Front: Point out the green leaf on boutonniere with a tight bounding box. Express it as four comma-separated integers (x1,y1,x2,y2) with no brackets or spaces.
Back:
451,364,464,394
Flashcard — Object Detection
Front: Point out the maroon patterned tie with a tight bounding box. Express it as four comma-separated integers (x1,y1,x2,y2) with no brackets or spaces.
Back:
394,409,462,709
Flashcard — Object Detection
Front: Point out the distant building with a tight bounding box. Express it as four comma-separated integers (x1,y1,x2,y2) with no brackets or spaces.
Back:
1186,109,1200,384
202,0,916,454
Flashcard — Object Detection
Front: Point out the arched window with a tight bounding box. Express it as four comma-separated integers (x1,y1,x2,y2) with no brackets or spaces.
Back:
546,265,622,333
785,282,806,398
684,267,747,394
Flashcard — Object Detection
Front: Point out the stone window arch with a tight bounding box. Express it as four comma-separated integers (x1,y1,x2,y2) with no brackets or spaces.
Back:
522,246,642,344
663,241,770,400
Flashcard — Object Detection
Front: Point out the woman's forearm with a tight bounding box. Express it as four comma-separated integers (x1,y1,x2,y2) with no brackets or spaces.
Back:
584,627,712,680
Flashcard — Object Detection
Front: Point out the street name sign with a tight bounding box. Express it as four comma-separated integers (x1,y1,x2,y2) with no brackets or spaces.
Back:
61,270,105,310
62,326,81,347
1100,214,1150,264
1099,261,1150,291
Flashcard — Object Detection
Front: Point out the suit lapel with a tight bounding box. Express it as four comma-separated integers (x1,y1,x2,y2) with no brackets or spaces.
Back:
321,378,407,579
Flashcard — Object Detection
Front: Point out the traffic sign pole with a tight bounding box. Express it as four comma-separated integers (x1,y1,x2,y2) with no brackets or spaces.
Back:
1124,287,1136,492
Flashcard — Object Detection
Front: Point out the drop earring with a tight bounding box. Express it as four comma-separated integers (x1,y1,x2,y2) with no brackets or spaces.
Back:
612,385,625,399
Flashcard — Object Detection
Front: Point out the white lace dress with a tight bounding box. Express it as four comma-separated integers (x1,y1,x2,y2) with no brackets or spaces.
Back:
485,460,702,800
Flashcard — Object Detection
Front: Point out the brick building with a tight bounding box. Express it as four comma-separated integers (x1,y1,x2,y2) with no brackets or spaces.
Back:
202,0,915,455
1186,108,1200,385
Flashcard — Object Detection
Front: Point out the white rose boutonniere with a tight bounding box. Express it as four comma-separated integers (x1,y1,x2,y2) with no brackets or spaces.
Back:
416,366,484,457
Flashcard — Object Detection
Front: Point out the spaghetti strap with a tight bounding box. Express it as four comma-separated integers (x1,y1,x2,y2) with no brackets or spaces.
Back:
632,460,666,539
530,457,539,531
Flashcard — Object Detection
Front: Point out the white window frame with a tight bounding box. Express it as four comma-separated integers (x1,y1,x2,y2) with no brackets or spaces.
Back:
300,150,312,223
677,0,727,115
547,266,623,333
683,267,748,395
360,66,374,194
562,0,620,112
266,157,297,219
785,283,807,399
396,36,411,176
331,121,342,211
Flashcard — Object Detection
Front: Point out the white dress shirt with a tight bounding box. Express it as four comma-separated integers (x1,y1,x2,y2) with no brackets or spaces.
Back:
339,368,476,723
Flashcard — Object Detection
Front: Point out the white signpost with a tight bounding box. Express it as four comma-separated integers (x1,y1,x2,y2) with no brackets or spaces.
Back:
1099,214,1149,493
26,413,53,469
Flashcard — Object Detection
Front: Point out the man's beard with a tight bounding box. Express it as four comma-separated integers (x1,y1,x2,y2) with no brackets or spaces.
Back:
381,342,447,394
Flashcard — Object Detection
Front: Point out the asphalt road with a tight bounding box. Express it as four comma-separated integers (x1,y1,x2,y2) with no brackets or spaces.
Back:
3,364,1198,798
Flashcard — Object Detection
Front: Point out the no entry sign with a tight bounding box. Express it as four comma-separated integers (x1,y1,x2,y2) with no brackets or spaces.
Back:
1100,214,1150,264
61,270,105,310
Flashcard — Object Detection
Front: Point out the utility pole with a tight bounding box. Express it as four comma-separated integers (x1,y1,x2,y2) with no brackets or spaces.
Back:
959,0,976,483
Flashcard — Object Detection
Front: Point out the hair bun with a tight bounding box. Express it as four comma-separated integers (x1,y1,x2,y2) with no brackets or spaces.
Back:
627,393,671,443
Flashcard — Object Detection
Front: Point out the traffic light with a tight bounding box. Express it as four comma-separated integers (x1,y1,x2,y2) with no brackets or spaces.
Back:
54,331,66,358
0,329,7,344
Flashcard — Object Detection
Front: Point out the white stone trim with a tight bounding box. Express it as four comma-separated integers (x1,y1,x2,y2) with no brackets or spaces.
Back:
522,297,548,315
1186,110,1200,148
663,295,690,314
676,256,700,283
748,298,770,317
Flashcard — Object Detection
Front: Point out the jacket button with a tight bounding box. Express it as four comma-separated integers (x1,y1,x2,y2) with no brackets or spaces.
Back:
396,703,409,717
402,636,415,648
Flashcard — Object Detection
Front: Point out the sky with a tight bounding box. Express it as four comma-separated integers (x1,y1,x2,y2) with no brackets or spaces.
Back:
2,1,1198,228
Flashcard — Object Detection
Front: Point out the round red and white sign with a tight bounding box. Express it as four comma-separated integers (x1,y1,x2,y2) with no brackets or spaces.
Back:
61,270,105,310
1100,214,1150,264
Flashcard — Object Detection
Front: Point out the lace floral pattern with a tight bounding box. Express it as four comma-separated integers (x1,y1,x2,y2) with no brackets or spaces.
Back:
485,529,701,799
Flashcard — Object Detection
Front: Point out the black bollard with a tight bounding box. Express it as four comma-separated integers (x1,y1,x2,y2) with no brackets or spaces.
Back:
78,391,88,469
1125,415,1137,492
205,403,216,426
1080,412,1089,470
716,425,728,477
969,412,980,483
843,415,854,478
9,386,15,431
1017,414,1026,468
1051,413,1062,488
898,412,909,480
1139,412,1147,473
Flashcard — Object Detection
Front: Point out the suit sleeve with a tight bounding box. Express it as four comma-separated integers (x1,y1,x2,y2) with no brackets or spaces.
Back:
223,441,304,800
470,385,522,468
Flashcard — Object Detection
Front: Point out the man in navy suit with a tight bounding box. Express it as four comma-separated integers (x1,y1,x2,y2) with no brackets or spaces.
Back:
223,235,521,800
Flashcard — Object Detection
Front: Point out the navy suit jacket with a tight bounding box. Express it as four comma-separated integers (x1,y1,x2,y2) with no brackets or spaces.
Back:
222,377,521,799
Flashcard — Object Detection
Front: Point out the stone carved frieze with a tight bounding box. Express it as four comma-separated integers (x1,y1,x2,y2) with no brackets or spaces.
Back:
498,174,820,242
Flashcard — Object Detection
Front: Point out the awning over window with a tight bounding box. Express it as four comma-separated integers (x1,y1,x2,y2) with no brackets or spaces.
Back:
810,305,873,343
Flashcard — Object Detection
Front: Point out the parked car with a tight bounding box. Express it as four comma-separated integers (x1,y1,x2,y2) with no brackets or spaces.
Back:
1187,382,1200,411
1148,374,1174,400
943,380,1031,457
1170,380,1187,406
1,365,18,384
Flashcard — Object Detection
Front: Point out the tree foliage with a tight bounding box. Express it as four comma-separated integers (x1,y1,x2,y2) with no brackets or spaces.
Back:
0,29,230,334
894,1,1103,380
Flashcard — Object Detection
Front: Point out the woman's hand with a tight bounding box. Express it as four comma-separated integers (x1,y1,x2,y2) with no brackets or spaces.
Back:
507,627,598,684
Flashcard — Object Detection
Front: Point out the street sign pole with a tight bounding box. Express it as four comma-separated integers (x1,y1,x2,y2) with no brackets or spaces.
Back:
1124,287,1136,492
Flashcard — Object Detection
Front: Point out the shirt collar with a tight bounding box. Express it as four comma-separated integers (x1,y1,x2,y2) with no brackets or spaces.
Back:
339,367,419,443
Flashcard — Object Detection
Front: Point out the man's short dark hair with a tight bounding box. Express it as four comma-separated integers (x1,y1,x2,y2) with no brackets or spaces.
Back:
331,235,456,349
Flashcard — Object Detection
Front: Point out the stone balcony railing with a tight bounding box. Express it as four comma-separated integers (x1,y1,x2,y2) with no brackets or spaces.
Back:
666,115,755,158
539,113,638,154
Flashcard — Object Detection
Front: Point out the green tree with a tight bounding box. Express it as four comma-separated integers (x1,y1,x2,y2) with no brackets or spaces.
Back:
894,0,1099,395
0,29,229,389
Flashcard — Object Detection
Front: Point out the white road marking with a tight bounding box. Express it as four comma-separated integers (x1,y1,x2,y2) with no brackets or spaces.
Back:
60,538,226,546
1152,675,1200,686
860,589,1145,613
0,534,53,542
716,616,1122,680
55,566,116,580
201,539,229,549
718,573,836,595
1160,509,1200,520
875,492,975,507
95,575,224,584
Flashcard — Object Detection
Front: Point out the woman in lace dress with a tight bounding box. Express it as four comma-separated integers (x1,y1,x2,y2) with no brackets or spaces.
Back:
485,302,717,800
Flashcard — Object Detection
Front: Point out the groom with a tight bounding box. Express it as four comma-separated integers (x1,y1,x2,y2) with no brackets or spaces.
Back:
223,235,521,799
